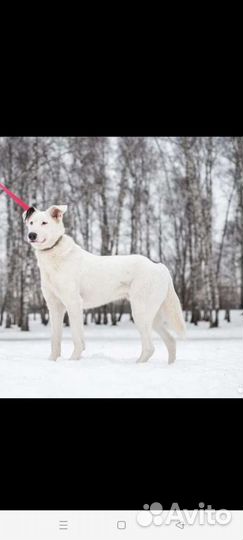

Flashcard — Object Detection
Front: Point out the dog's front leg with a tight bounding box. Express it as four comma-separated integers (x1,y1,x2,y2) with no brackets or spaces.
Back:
42,288,66,361
49,304,66,360
66,298,85,360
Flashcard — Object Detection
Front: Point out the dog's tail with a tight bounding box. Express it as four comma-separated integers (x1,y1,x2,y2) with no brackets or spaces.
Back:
162,270,186,337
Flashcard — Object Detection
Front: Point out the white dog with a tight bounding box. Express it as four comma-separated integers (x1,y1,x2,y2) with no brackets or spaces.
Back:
23,205,186,362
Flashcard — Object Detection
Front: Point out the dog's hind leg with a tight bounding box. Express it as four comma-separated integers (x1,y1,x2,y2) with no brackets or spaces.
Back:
153,308,176,364
131,301,155,363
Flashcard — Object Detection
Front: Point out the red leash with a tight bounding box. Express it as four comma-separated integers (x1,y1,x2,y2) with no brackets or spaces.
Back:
0,181,30,211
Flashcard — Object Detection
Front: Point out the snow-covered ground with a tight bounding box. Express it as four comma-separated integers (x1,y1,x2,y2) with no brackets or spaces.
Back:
0,311,242,398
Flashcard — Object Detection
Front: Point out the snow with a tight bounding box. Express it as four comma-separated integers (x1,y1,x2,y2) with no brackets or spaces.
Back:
0,311,242,398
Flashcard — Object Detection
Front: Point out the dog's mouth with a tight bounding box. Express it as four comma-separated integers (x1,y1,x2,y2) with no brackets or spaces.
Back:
29,238,46,244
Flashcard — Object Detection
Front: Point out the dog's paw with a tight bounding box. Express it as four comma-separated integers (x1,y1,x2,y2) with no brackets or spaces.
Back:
136,358,148,364
69,355,81,361
69,344,85,360
48,354,60,361
69,351,82,361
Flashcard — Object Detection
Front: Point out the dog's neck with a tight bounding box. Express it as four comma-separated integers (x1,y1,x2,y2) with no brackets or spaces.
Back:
36,235,76,265
40,235,64,252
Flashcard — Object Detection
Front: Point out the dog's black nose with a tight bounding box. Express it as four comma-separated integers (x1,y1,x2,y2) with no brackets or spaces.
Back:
28,232,37,241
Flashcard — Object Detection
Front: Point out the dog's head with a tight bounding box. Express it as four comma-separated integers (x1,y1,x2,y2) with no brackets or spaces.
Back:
23,205,67,250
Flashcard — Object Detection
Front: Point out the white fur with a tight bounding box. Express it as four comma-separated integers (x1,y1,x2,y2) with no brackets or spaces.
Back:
23,206,186,362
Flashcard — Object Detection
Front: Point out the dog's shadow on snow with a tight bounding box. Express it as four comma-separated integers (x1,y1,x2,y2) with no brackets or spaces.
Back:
57,353,136,366
55,351,170,368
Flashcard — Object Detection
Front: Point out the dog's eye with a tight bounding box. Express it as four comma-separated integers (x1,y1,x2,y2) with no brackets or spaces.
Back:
42,221,48,225
30,221,33,225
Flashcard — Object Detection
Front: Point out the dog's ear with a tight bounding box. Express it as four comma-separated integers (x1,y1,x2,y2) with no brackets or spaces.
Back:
22,206,36,222
48,205,67,220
